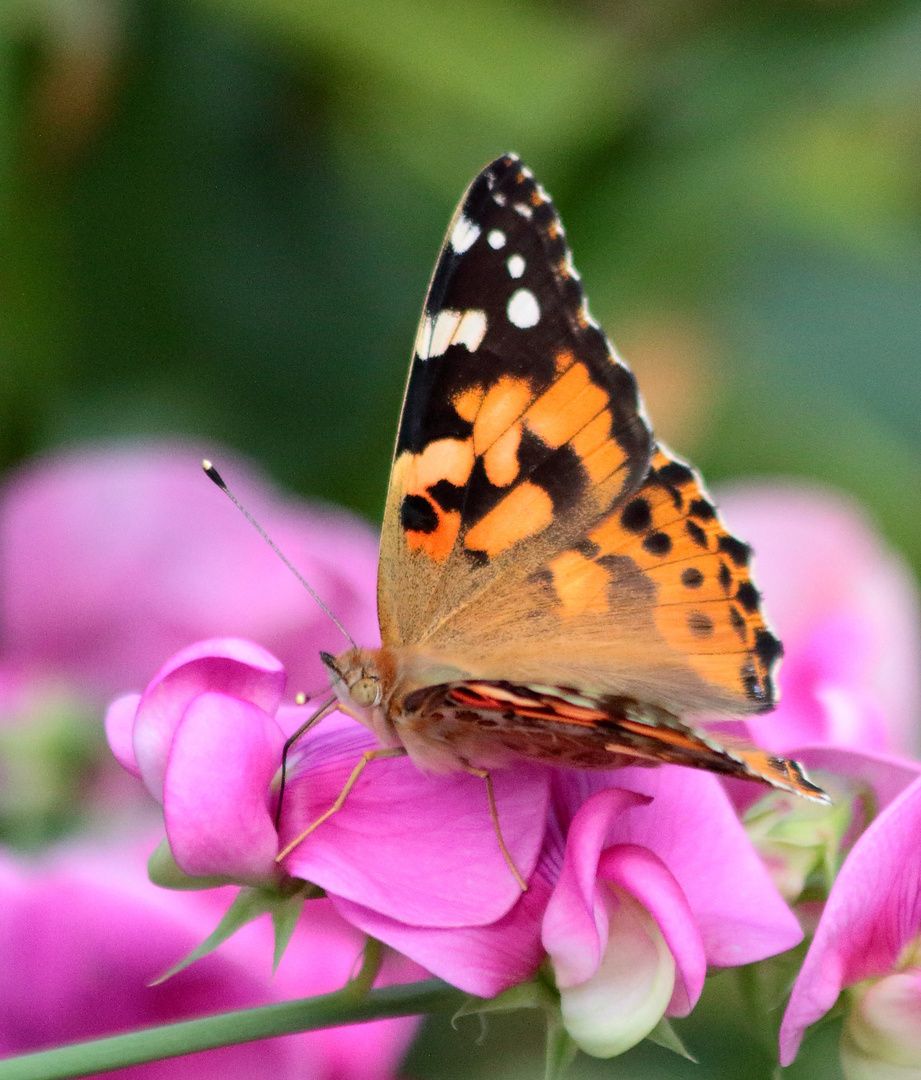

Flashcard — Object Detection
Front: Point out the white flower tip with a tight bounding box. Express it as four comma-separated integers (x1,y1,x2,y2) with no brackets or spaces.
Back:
559,887,676,1059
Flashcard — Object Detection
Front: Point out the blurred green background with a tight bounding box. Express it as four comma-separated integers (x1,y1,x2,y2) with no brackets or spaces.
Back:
2,0,919,1076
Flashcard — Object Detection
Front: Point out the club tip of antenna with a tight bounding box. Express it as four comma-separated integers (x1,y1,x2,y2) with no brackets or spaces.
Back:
202,460,226,489
295,692,307,706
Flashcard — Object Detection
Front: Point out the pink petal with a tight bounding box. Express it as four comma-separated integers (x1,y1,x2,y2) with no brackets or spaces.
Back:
0,442,380,702
133,638,285,802
718,483,921,756
0,840,420,1077
330,855,556,997
541,786,652,988
163,693,285,883
597,845,705,1017
593,766,803,966
279,715,551,927
780,775,921,1065
105,694,142,776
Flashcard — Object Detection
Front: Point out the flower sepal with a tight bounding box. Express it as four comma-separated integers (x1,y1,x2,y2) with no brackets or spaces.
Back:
150,877,322,984
646,1017,697,1062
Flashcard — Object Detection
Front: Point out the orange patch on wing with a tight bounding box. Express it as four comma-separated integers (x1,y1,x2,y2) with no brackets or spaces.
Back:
406,507,460,563
404,439,474,495
525,362,608,449
548,550,610,617
452,384,485,423
464,482,553,557
473,377,533,452
483,423,522,487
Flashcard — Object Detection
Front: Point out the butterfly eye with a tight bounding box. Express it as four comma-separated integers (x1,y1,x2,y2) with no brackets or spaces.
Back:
350,677,381,708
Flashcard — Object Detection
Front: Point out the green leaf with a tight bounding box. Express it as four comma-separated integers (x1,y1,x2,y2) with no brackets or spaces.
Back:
646,1016,698,1062
192,0,629,189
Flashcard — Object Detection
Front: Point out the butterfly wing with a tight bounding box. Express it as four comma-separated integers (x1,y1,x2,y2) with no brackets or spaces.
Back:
380,155,652,644
400,680,827,802
379,154,781,721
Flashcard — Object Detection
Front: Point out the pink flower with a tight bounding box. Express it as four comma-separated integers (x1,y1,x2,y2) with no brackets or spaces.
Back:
541,769,803,1055
0,838,420,1078
106,637,554,985
108,638,804,1054
716,483,920,756
780,773,921,1069
0,441,379,706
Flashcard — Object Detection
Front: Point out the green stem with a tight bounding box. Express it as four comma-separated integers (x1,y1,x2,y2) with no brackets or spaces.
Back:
0,978,466,1080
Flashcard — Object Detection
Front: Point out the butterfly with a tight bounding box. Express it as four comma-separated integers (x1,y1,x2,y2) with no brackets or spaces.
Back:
312,154,826,821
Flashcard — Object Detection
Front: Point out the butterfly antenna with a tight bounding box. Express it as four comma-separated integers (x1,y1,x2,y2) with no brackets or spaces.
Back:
202,460,357,649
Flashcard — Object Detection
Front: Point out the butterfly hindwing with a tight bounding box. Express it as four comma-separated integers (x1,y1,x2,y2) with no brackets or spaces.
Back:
531,445,784,715
379,155,653,645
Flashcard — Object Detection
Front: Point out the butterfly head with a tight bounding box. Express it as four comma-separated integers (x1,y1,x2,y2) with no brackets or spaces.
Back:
320,649,383,712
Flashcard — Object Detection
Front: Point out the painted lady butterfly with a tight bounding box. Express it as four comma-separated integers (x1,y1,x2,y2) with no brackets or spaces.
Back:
318,155,825,806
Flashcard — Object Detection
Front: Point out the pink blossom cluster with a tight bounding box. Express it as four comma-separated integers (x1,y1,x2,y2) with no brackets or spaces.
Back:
4,443,921,1076
0,444,405,1077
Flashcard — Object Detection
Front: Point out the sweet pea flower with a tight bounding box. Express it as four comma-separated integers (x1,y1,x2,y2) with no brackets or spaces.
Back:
0,839,420,1078
0,441,379,705
541,767,803,1056
106,636,554,987
780,773,921,1073
108,636,805,1050
716,483,920,756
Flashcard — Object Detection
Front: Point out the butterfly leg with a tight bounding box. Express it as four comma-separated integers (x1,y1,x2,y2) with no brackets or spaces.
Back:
276,746,408,862
274,695,338,828
463,765,528,892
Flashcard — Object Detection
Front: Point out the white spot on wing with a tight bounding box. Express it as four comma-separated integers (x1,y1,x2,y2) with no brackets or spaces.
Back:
493,193,507,206
414,308,487,359
450,215,481,254
514,203,533,219
487,230,506,249
453,309,487,352
507,289,540,329
507,254,525,279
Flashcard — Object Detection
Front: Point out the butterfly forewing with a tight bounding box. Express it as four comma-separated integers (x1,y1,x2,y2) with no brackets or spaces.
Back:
379,156,653,645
